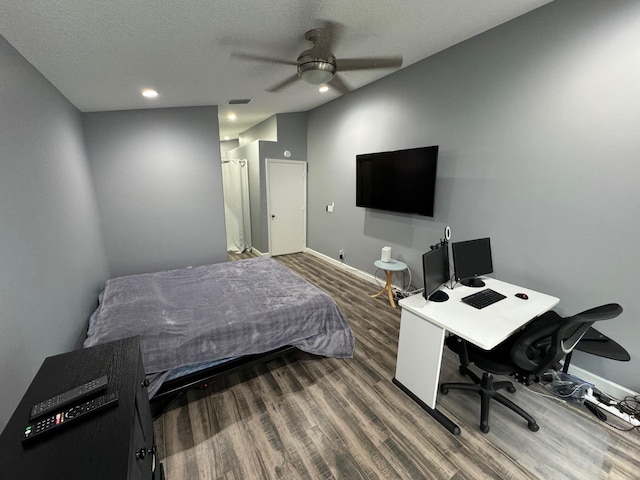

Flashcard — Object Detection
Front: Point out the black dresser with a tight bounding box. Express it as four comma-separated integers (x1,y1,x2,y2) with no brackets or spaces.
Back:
0,336,162,479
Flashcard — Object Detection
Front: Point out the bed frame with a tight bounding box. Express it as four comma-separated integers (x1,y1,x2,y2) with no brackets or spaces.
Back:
149,345,297,418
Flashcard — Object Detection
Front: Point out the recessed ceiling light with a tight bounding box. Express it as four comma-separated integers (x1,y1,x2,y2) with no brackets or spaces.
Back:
318,85,329,93
224,136,230,141
227,113,237,121
141,88,158,98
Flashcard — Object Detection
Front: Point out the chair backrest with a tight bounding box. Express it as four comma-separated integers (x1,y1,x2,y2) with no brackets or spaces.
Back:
510,303,623,374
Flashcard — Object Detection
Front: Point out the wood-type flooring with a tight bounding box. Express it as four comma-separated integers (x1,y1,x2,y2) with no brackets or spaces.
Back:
154,252,640,479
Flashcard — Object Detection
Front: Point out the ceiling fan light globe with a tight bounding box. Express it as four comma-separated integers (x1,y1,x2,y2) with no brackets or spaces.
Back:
298,61,335,84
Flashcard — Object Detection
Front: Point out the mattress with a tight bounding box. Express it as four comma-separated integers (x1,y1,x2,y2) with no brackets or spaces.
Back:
84,256,355,396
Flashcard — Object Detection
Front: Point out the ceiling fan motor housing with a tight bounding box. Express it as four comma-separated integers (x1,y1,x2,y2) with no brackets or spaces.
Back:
297,49,336,84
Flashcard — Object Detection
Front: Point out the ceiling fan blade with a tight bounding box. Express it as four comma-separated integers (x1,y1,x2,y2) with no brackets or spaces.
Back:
337,56,403,71
328,74,351,95
231,52,297,66
266,74,301,92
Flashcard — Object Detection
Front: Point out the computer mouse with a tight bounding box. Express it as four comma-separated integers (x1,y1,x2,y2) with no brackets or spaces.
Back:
515,293,529,300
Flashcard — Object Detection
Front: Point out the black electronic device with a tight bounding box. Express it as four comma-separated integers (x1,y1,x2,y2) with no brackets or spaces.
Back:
451,237,494,287
515,293,529,300
23,392,119,444
461,288,506,309
422,243,449,302
584,400,607,422
29,375,108,421
356,145,438,216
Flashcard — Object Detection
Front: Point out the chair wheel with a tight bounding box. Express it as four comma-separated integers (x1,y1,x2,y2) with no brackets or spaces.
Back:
528,422,539,432
480,424,490,433
440,385,449,395
507,386,516,393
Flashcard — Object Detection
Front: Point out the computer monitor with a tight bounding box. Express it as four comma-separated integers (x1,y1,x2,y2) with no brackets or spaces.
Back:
451,237,493,288
422,243,449,302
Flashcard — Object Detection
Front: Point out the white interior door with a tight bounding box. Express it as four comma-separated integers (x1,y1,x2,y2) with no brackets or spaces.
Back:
266,159,306,256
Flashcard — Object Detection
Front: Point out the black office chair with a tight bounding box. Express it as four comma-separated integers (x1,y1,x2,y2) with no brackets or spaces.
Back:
440,303,623,433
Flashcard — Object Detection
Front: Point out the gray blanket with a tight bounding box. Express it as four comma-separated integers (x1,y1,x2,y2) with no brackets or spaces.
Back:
84,257,355,393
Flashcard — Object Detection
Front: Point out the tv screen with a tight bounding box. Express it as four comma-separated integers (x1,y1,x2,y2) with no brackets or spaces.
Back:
356,145,438,216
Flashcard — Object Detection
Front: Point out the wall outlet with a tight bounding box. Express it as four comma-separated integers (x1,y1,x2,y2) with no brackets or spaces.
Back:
339,249,344,259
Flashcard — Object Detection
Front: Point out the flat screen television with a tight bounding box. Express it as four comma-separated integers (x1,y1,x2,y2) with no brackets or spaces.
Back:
356,145,439,216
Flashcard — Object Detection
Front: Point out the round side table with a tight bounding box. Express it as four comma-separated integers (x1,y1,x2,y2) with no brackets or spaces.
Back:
371,259,407,308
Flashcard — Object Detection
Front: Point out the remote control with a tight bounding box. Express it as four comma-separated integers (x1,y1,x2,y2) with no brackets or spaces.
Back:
23,392,119,444
30,375,108,421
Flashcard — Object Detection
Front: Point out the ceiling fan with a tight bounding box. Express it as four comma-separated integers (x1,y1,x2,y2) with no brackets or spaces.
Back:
232,21,403,95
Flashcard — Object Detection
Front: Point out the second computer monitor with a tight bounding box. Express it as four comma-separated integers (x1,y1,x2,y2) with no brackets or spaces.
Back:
422,243,449,302
451,237,493,287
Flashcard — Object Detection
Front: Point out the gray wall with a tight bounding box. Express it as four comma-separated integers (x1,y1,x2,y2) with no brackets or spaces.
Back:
260,112,308,162
0,37,109,430
307,0,640,391
83,107,228,277
239,116,277,146
220,139,240,160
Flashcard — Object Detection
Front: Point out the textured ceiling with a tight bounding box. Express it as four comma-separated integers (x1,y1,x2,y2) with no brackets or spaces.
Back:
0,0,552,139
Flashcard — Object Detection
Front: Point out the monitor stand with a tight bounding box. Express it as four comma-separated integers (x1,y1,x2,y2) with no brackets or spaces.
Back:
460,277,485,288
428,290,449,302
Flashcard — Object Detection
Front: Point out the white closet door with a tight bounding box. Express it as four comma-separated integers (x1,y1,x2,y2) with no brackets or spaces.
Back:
266,159,306,256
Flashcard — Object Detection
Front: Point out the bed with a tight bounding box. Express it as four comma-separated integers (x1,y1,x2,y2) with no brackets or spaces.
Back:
84,256,355,413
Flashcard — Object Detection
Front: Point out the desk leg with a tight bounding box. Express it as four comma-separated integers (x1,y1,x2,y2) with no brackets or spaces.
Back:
392,378,460,435
394,308,460,435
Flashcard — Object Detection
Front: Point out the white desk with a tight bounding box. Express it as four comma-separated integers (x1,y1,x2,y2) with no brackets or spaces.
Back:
393,277,559,434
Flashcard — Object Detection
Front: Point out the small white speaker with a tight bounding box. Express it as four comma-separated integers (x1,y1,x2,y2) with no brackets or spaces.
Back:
381,246,391,262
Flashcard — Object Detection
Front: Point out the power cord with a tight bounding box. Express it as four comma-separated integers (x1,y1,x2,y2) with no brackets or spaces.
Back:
526,385,640,432
524,385,571,404
619,394,640,418
610,394,640,431
576,388,640,432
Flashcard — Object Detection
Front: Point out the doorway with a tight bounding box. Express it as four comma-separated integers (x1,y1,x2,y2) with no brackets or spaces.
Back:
266,159,307,256
221,159,252,253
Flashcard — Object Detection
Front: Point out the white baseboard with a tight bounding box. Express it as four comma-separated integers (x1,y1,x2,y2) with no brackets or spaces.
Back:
304,247,415,295
304,248,379,286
